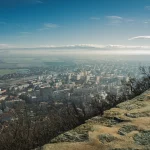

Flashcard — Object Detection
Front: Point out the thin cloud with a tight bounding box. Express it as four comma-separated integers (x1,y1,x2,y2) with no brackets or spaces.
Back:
106,16,123,25
90,17,100,20
33,44,150,50
35,0,43,4
143,19,150,24
145,6,150,10
44,23,59,28
0,44,13,49
31,0,43,4
38,23,60,31
128,36,150,40
2,44,150,50
106,16,135,26
106,16,123,20
39,44,105,49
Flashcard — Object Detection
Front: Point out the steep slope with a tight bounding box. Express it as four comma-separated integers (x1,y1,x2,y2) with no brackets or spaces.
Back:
42,90,150,150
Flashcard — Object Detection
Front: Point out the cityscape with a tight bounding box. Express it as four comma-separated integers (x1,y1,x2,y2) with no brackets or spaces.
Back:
1,0,150,149
0,57,146,125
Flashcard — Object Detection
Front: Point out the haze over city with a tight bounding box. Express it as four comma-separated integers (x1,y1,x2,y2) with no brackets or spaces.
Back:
1,1,150,150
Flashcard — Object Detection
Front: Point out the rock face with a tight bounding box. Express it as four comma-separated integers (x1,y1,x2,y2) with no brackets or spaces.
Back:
42,90,150,150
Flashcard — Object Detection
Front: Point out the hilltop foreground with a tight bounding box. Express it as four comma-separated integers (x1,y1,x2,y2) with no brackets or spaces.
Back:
41,90,150,150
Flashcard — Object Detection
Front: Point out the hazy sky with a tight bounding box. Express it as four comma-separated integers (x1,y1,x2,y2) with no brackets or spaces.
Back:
0,0,150,51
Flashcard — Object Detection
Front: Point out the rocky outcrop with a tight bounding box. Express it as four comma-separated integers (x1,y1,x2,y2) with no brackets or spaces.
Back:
42,90,150,150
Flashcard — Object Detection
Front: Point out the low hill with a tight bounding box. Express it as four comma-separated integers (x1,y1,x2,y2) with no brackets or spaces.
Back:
41,90,150,150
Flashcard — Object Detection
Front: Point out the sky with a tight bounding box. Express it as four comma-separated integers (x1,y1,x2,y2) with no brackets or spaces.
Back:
1,0,150,51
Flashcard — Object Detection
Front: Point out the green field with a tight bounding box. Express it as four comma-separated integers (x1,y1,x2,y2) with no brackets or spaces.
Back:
0,69,17,75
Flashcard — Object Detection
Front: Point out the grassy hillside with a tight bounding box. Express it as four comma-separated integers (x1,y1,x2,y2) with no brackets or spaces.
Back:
42,89,150,150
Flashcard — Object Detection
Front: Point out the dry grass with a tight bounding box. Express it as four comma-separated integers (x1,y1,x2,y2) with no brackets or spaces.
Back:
132,117,150,130
42,142,100,150
88,125,143,150
42,91,150,150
